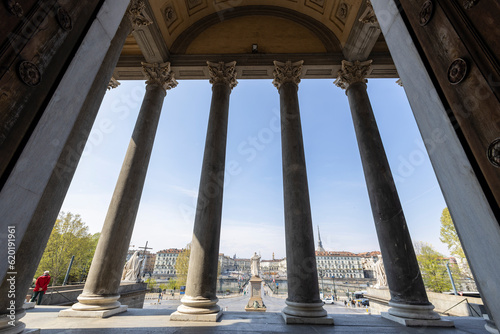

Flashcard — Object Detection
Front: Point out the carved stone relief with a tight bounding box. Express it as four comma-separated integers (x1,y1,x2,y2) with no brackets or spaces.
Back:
18,61,41,87
7,0,23,17
56,7,72,31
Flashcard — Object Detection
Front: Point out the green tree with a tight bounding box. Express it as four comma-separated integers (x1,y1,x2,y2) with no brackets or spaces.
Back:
415,242,457,293
439,208,466,259
35,212,99,285
145,277,157,290
175,244,191,287
166,279,179,290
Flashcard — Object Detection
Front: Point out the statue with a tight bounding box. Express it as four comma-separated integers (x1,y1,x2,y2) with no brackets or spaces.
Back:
245,252,266,312
373,255,387,288
121,251,144,282
250,252,261,277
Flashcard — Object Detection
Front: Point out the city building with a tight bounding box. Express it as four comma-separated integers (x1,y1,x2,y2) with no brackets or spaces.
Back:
234,258,251,274
218,253,237,274
153,248,183,277
315,251,365,279
261,253,287,277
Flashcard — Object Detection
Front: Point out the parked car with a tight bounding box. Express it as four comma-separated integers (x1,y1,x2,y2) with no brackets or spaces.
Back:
361,298,370,306
322,297,335,304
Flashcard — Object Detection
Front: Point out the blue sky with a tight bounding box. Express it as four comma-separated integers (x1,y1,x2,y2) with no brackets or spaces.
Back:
60,78,449,259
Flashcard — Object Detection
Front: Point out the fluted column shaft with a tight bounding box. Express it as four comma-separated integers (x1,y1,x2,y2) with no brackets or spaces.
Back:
175,61,236,318
335,60,439,321
273,61,330,323
73,62,176,311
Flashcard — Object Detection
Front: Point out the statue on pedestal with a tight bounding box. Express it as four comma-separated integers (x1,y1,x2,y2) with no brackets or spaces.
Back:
374,255,387,288
121,251,144,282
245,252,266,312
250,252,261,277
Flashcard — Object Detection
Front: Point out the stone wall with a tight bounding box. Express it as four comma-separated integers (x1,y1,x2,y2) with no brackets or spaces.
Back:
27,282,147,308
366,287,483,317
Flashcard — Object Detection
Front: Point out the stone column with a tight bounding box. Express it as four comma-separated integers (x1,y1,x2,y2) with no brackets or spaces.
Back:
334,60,451,327
273,60,332,325
171,61,237,322
62,62,177,317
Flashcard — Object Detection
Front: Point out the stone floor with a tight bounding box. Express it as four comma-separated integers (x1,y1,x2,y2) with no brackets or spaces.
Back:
21,295,490,333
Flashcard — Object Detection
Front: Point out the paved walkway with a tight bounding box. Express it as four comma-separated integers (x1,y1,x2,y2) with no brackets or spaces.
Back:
22,295,490,333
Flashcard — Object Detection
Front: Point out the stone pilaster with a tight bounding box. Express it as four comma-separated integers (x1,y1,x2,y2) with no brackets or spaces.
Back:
62,62,176,317
273,60,333,325
171,61,236,322
335,60,451,327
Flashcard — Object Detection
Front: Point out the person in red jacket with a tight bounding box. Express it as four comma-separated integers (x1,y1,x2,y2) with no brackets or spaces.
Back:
30,271,51,305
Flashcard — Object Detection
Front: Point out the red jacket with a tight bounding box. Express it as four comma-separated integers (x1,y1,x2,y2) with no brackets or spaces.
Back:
34,274,51,291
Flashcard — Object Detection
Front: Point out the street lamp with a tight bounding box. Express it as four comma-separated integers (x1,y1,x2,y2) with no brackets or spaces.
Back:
332,275,337,300
319,266,324,299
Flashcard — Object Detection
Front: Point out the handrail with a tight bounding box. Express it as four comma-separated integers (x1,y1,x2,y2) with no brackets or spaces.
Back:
441,298,481,317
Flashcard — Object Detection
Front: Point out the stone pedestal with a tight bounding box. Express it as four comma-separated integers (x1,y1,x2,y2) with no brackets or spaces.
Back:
245,276,266,312
59,305,128,319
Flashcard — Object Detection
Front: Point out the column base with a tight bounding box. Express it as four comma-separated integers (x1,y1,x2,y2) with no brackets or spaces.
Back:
0,328,39,334
388,301,441,320
381,312,454,327
484,321,500,334
71,294,121,311
59,305,127,318
170,295,221,322
281,300,333,325
281,312,334,325
0,310,30,334
170,310,223,322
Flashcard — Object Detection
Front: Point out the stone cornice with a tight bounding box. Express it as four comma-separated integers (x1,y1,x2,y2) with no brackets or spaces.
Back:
334,59,372,90
272,60,304,89
127,0,153,28
207,61,238,89
141,62,178,91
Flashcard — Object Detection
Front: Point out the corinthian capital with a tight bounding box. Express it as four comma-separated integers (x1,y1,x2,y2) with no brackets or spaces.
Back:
107,77,120,90
334,60,372,90
127,0,153,28
207,61,238,89
359,1,378,24
272,60,303,89
141,62,178,91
